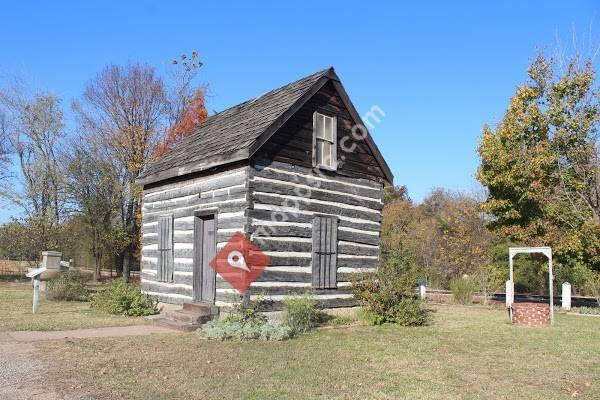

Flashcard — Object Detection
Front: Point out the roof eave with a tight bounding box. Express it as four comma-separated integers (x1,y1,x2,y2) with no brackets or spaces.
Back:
136,148,250,186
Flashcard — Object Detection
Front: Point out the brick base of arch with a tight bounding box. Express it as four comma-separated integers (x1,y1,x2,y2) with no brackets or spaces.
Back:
511,302,550,326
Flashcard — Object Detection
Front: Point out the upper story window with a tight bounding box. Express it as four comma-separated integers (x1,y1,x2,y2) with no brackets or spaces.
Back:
313,112,337,170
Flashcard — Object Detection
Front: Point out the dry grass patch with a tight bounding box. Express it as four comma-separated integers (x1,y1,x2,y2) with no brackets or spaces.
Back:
0,282,148,331
39,304,600,399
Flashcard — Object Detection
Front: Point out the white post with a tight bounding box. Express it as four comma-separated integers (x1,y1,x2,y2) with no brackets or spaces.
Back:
508,252,514,322
562,282,571,311
419,284,426,300
548,256,554,325
505,280,514,307
32,277,40,314
26,267,46,314
506,280,513,321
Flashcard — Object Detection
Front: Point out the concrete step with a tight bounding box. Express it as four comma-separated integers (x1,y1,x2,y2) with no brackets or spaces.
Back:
182,302,217,314
149,302,218,331
166,309,212,325
152,316,201,332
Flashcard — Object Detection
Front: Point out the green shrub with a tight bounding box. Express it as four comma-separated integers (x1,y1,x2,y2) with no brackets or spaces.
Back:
224,299,268,326
91,279,158,316
352,250,432,326
584,272,600,307
282,294,320,334
198,319,292,341
358,299,433,326
450,276,477,305
46,271,90,301
555,263,593,296
198,298,292,341
571,306,600,315
390,299,433,326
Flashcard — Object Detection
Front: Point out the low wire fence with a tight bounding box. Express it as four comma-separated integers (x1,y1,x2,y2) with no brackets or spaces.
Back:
425,288,598,308
0,261,31,281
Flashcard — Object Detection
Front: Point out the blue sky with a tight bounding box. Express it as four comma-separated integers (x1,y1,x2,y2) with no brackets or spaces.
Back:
0,1,598,222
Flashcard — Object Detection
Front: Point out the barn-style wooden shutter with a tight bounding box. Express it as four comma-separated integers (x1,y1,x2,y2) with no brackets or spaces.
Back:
157,214,174,282
312,215,338,289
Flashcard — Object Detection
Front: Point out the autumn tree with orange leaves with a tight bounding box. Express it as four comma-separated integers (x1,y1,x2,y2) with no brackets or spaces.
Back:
155,52,208,157
155,88,208,157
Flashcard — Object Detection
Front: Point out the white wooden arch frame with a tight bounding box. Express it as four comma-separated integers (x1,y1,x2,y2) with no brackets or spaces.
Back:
508,247,554,324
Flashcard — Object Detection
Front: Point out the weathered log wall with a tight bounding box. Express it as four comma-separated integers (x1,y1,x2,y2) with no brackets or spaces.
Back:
247,159,383,310
140,165,249,305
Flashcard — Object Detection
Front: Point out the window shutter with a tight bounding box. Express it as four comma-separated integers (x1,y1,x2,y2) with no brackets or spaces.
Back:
328,217,338,288
158,214,174,282
312,216,338,289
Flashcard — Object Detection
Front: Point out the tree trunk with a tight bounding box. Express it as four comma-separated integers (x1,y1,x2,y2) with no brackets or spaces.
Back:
116,253,124,277
122,252,131,282
94,257,101,282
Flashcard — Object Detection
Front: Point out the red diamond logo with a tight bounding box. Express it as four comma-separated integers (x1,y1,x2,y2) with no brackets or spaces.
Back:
209,232,270,293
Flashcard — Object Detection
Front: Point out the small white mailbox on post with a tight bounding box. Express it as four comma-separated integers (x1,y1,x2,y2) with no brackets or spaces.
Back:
26,267,47,314
42,251,62,270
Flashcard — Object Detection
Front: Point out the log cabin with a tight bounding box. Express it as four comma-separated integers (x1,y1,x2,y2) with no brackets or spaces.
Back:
137,67,393,312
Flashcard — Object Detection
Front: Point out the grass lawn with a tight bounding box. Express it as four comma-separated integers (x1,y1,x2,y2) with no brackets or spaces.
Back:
0,282,148,331
39,304,600,399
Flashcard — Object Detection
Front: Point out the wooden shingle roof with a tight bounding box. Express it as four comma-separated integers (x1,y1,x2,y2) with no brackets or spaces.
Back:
138,67,393,185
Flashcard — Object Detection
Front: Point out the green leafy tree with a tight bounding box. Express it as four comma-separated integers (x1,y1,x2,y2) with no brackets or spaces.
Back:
0,216,64,262
478,53,600,278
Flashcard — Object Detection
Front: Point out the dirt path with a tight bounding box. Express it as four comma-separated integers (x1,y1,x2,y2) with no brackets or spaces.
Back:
7,325,179,342
0,333,65,399
0,325,180,399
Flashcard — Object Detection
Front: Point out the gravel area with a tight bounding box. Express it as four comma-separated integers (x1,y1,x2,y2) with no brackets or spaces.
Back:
0,325,180,399
0,333,99,399
0,333,60,399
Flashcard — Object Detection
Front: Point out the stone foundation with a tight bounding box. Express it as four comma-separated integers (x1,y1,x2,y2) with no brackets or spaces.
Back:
511,302,550,326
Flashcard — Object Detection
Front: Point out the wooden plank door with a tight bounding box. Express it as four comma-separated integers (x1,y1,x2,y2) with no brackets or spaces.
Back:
312,215,338,289
193,214,216,303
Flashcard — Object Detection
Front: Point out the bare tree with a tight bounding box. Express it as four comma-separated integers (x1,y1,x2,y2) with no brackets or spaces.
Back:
73,63,169,280
153,52,208,158
167,51,204,126
0,79,66,225
64,138,127,281
0,111,12,184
